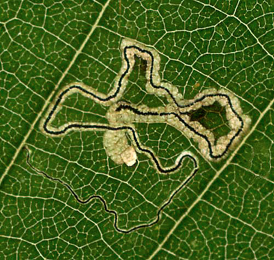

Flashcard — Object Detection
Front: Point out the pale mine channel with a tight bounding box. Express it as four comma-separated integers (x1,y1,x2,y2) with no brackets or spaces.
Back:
41,39,251,173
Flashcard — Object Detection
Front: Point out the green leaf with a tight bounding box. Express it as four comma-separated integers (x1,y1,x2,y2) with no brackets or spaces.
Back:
0,0,273,259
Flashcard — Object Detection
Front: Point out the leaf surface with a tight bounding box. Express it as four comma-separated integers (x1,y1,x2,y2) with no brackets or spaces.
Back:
0,0,273,259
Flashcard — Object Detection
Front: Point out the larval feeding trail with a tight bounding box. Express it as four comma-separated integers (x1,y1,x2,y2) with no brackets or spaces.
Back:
41,38,251,171
24,146,198,233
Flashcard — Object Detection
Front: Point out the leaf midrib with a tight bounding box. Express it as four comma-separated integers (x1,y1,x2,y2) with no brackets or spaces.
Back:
147,97,274,259
0,0,112,187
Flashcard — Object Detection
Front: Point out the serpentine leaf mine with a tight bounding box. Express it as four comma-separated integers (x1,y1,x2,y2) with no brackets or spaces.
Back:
41,39,251,173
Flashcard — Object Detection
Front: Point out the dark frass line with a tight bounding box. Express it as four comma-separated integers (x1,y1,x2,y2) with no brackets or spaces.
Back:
36,43,245,233
43,45,244,160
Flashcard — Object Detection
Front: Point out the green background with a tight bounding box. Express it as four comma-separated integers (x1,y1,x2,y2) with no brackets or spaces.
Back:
0,0,273,259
